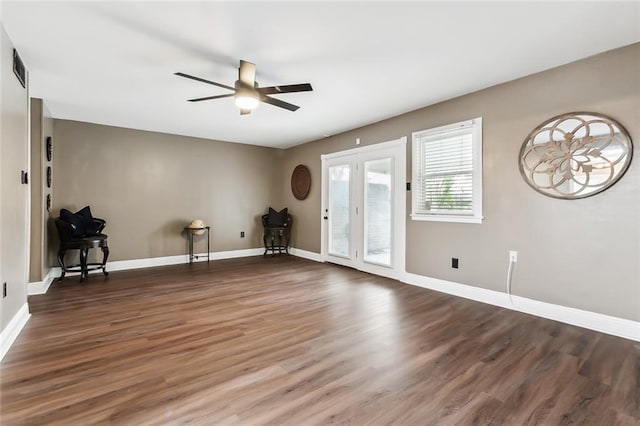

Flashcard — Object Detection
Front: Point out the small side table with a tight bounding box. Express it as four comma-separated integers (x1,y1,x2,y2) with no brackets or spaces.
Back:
184,226,210,263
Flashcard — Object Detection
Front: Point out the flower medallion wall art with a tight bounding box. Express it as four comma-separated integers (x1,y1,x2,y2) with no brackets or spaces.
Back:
519,112,633,199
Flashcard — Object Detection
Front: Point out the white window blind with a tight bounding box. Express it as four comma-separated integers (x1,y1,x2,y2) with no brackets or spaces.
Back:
411,118,483,223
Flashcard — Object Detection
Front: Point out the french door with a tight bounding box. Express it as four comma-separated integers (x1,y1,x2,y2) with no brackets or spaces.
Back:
321,138,406,280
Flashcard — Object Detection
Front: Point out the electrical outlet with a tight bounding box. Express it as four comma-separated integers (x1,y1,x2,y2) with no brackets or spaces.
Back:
240,231,245,238
451,258,459,269
509,250,518,262
3,282,6,298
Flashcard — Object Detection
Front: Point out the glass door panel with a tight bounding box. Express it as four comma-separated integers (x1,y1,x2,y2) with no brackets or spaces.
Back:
322,137,405,279
364,158,392,266
328,164,351,257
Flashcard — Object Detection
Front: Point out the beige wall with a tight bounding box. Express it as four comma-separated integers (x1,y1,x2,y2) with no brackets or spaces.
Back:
43,104,54,270
52,120,283,262
1,23,30,331
281,43,640,321
28,98,54,281
29,99,44,282
28,98,42,281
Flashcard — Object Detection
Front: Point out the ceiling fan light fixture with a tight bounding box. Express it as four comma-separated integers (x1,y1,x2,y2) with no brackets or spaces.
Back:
234,93,259,110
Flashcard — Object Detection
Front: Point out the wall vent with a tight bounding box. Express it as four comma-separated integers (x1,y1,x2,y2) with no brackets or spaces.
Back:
13,49,26,88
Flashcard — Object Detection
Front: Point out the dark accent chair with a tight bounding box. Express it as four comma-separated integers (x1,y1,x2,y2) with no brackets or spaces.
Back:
55,217,109,282
261,213,292,255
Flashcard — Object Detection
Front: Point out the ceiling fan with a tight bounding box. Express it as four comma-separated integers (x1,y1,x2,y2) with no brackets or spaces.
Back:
175,60,313,115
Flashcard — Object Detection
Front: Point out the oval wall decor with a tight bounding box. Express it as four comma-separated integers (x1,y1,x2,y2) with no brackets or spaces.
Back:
46,136,52,162
291,164,311,200
519,112,633,199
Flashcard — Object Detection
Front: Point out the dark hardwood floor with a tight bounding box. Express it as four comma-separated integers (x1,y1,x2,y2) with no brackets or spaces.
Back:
1,256,638,425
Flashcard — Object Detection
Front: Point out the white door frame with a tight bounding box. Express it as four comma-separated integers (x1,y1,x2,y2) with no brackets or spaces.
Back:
321,137,406,280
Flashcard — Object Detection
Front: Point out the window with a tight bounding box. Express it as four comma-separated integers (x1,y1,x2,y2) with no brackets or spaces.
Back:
411,118,483,223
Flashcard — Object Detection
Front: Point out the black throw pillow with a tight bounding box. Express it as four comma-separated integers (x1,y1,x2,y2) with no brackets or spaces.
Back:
267,207,288,226
60,206,98,237
60,208,86,237
76,206,99,235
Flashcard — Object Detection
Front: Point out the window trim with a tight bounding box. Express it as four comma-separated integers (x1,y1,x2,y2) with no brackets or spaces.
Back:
411,117,483,224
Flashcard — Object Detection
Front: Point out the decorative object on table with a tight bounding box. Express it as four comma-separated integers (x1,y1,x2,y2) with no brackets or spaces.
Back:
188,219,206,235
46,194,51,212
55,206,109,282
291,164,311,200
262,207,292,255
46,136,52,161
184,220,210,263
46,166,52,188
519,112,633,199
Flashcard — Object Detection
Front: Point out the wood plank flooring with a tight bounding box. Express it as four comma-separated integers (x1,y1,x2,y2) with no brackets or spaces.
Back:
1,256,638,425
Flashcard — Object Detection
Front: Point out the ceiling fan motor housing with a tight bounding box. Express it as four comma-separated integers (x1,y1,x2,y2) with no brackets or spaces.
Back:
234,79,260,93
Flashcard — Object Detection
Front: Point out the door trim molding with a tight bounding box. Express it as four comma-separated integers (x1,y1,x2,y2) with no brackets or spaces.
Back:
321,137,407,160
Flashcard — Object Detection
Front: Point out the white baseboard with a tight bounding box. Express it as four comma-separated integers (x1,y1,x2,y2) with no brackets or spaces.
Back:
25,250,637,343
28,268,57,295
289,248,322,262
404,273,640,342
210,248,264,260
98,248,264,273
46,248,266,282
0,303,31,362
45,248,316,283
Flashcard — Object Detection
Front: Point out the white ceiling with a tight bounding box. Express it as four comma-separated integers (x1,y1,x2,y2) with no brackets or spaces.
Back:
2,1,639,148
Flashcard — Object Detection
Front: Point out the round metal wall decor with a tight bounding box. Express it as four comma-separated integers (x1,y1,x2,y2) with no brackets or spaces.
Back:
291,164,311,200
519,112,632,199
